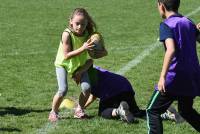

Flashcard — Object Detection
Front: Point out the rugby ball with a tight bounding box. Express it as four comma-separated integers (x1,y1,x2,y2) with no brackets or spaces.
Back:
88,33,104,59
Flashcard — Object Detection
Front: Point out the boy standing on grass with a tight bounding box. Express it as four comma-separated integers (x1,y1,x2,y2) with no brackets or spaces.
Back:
146,0,200,133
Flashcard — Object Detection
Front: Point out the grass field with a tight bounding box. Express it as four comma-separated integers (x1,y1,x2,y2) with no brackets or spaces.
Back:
1,0,200,134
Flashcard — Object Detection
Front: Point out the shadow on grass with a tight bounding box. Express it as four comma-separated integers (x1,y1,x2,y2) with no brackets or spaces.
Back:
0,107,51,116
0,127,21,132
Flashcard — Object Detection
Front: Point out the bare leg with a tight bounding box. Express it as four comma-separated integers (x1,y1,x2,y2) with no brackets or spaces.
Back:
51,94,63,113
49,93,64,122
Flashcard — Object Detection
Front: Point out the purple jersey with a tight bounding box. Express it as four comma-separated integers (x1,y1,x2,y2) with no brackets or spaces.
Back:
88,66,135,101
157,14,200,97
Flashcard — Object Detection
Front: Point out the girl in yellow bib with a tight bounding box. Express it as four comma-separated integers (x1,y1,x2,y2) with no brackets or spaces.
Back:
49,8,96,122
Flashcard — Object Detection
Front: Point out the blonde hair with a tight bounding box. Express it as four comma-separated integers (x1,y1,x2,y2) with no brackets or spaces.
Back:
69,8,97,35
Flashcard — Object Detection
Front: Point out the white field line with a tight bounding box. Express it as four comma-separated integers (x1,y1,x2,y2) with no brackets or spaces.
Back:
1,6,200,58
117,6,200,75
34,6,200,134
36,122,58,134
116,41,160,75
185,6,200,17
35,110,72,134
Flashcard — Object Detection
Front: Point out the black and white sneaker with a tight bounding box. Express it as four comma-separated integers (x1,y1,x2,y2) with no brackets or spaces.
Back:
168,106,185,123
161,106,184,123
116,101,137,123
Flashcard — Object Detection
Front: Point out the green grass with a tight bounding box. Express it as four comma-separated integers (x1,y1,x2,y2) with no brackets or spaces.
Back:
0,0,200,134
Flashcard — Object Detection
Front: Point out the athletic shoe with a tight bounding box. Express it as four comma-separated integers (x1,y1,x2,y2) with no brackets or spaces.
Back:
116,101,136,123
167,106,185,123
161,108,184,123
48,111,59,122
161,110,176,121
74,107,88,119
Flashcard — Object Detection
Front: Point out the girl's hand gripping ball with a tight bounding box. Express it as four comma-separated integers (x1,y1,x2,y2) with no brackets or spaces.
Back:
88,33,104,59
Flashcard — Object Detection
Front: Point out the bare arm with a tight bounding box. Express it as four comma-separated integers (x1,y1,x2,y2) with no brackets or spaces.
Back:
197,23,200,43
62,32,94,60
158,38,175,93
84,94,97,109
197,23,200,30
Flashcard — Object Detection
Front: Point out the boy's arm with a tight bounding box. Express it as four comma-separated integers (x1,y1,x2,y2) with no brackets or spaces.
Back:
84,94,97,109
196,23,200,43
158,38,175,93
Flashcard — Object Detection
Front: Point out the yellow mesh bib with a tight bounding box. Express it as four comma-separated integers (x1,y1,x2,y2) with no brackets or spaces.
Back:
54,28,89,75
